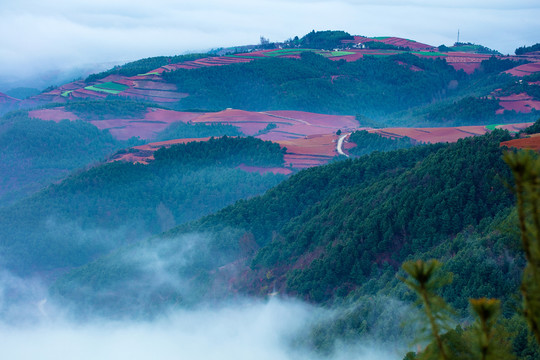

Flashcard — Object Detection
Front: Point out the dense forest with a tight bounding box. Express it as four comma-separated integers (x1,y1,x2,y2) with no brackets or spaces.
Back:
425,96,502,124
348,130,415,155
515,43,540,55
46,132,507,295
0,136,286,275
85,53,208,82
60,98,152,120
298,30,354,49
162,52,462,117
49,127,540,358
155,121,243,141
2,30,540,359
0,111,128,204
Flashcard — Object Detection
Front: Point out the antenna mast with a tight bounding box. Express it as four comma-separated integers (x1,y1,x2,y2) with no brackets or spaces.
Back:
457,29,460,44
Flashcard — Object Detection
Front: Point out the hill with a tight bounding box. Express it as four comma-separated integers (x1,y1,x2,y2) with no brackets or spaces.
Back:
46,128,540,359
0,136,287,276
0,110,130,205
53,130,517,310
10,32,539,123
2,30,540,358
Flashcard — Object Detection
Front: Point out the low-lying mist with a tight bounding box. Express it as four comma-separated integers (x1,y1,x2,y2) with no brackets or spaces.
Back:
0,295,404,360
0,231,412,359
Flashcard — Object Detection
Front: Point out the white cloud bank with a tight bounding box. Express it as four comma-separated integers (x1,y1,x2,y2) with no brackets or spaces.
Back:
0,0,538,88
0,297,404,360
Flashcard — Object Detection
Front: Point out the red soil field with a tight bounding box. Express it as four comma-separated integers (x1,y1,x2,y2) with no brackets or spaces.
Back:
441,53,492,74
395,60,423,72
505,62,540,77
236,164,293,175
234,50,277,57
150,56,254,74
110,137,212,163
130,80,178,91
87,108,205,140
189,109,281,136
501,133,540,151
263,134,340,168
0,92,20,103
278,134,338,157
372,126,491,143
342,36,434,51
111,137,295,174
265,110,358,129
448,63,482,74
380,37,435,51
121,88,188,99
100,75,136,87
497,100,540,113
283,154,332,168
498,93,532,101
28,108,79,122
121,94,179,103
496,93,540,114
74,88,109,98
144,108,201,123
497,123,533,132
327,50,364,62
29,106,205,140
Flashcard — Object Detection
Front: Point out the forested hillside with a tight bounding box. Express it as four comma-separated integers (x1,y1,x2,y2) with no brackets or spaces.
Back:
0,111,128,204
163,52,461,116
50,128,540,357
2,30,540,360
0,136,286,275
54,130,515,308
51,128,540,357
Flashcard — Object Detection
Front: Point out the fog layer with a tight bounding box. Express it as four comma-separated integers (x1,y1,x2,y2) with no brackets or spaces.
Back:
0,297,403,360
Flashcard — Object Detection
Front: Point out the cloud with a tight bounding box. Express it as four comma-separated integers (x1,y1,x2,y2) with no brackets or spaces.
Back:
0,229,414,360
0,0,538,89
0,295,405,360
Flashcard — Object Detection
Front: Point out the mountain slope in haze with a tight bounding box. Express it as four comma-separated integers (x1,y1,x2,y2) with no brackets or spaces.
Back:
0,136,286,276
0,110,131,205
48,128,540,359
11,31,539,126
53,130,521,316
2,31,540,358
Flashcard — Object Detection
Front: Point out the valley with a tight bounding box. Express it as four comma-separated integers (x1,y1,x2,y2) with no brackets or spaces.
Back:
1,29,540,359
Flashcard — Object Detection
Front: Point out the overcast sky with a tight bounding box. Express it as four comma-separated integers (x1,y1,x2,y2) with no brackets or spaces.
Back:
0,0,539,89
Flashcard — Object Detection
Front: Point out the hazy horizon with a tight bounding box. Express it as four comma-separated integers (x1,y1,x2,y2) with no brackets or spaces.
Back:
0,0,538,90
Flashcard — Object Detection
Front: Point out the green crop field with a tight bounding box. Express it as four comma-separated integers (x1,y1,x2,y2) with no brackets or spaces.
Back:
94,82,129,91
137,72,160,76
84,85,123,95
329,51,355,57
264,49,315,57
485,124,500,131
412,51,447,56
61,90,73,97
84,82,129,95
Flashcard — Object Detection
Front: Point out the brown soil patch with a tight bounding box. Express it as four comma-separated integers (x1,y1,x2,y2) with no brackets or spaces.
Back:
496,93,540,114
497,123,533,132
501,133,540,151
236,164,293,175
372,126,491,143
110,137,212,163
266,110,358,128
505,62,540,77
447,62,482,74
28,108,79,122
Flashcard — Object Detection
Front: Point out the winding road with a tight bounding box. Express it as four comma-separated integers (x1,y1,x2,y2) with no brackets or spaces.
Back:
337,133,350,157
